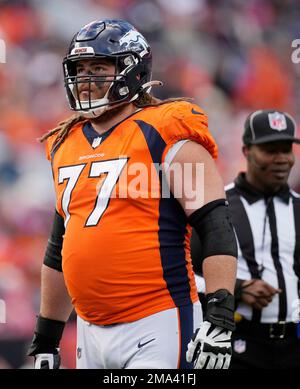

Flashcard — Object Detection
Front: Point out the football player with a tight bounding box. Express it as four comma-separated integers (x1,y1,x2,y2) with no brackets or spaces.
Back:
28,19,237,369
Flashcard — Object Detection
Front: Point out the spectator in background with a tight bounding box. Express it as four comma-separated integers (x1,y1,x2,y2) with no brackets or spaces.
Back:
0,0,300,369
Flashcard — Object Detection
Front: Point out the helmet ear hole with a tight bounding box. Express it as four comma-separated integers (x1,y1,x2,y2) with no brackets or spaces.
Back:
119,86,129,96
123,56,135,67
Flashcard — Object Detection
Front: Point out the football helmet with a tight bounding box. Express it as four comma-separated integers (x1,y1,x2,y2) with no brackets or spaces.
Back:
63,19,157,118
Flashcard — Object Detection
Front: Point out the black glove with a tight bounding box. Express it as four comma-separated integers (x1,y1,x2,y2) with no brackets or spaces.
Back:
186,289,235,369
27,315,65,369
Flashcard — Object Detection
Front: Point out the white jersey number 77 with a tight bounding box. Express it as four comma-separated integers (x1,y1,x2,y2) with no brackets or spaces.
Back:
58,158,128,227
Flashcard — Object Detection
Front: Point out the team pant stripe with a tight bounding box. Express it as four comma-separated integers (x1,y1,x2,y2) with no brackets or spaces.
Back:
177,305,194,369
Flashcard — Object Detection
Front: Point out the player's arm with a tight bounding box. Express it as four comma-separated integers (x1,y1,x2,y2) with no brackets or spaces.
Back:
166,140,237,369
166,140,237,292
40,264,73,322
27,210,73,369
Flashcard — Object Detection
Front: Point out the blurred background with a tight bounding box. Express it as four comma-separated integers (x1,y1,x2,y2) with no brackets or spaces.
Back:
0,0,300,369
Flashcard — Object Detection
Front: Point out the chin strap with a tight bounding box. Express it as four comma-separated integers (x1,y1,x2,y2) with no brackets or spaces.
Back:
129,80,163,103
79,80,163,119
80,104,110,118
143,80,164,89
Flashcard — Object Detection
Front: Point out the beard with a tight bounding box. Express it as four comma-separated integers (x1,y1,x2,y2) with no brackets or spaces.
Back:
90,101,132,124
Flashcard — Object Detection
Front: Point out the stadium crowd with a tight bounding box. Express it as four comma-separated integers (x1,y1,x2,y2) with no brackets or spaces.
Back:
0,0,300,368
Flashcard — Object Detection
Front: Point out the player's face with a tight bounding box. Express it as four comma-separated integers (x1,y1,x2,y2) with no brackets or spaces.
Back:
75,59,115,101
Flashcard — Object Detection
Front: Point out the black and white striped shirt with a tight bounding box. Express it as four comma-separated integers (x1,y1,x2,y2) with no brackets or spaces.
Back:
226,172,300,323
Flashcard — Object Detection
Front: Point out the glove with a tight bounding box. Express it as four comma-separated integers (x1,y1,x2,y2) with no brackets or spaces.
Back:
34,350,61,369
27,315,65,369
186,289,235,369
186,321,232,369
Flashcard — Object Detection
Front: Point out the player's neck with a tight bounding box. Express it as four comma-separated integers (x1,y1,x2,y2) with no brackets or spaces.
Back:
90,103,138,135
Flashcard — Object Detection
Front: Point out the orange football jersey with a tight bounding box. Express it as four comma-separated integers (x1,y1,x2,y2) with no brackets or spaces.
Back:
45,101,218,325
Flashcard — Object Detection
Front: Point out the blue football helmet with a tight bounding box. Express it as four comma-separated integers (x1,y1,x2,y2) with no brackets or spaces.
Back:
63,19,154,118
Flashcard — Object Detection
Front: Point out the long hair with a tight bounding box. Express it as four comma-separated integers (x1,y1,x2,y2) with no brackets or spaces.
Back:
39,93,192,152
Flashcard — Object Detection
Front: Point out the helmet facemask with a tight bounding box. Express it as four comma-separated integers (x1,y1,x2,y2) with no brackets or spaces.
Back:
63,52,151,118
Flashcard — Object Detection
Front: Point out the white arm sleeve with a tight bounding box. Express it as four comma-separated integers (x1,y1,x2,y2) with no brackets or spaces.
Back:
164,140,189,171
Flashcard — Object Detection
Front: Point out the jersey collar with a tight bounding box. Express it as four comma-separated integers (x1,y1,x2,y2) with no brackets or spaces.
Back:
82,109,143,148
234,172,290,204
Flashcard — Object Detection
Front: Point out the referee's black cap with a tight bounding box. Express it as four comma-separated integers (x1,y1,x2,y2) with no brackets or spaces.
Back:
243,109,300,146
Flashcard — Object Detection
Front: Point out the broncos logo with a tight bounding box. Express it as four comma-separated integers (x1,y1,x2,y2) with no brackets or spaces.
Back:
119,29,149,57
77,20,105,41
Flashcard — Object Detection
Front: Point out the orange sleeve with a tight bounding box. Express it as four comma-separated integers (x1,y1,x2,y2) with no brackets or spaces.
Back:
160,102,218,163
44,134,58,162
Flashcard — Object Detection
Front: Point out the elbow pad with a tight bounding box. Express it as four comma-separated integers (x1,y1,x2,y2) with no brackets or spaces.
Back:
188,199,237,261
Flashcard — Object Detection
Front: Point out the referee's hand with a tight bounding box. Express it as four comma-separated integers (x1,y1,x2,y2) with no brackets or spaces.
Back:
241,279,281,310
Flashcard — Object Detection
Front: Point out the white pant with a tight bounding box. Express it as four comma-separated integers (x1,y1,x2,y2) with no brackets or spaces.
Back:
76,302,202,369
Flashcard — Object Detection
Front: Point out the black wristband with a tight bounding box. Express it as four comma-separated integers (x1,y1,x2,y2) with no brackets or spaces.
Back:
27,316,65,356
36,316,65,340
205,289,235,331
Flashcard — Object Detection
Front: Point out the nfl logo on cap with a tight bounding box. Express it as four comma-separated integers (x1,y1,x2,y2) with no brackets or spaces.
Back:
268,112,287,131
233,339,246,354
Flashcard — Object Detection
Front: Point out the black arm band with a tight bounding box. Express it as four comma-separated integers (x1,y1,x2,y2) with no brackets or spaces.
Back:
43,210,65,272
188,199,237,261
27,315,65,356
205,289,235,331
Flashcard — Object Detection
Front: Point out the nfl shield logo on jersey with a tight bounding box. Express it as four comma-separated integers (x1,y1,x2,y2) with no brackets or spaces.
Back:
77,347,82,359
233,339,246,354
92,137,102,149
268,112,287,131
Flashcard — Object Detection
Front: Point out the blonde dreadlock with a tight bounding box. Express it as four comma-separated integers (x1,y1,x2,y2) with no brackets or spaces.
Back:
134,93,192,108
39,93,192,152
39,114,86,153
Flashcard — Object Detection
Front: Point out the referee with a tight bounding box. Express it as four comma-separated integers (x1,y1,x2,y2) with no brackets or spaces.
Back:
192,109,300,368
228,109,300,369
